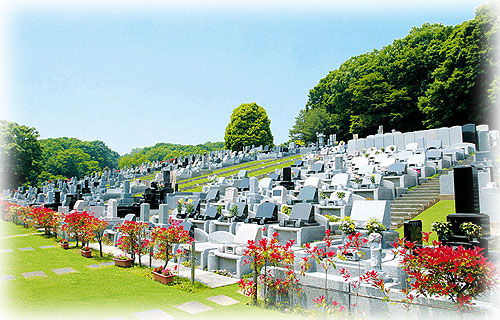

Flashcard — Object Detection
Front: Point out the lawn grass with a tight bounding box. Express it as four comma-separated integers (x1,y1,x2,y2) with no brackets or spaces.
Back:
0,221,290,320
394,200,455,243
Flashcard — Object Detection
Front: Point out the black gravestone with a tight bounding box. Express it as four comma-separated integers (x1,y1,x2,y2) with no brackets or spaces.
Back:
453,166,479,214
179,220,194,238
403,220,422,246
281,203,317,227
282,167,292,181
232,202,248,222
462,124,477,145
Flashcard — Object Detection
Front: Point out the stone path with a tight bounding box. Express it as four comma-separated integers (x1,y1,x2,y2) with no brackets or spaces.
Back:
132,309,175,320
206,294,240,306
176,301,213,314
18,247,34,251
51,267,78,275
21,271,47,279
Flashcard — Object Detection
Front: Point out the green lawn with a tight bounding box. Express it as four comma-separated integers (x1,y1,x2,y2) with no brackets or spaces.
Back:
0,221,289,320
394,200,455,243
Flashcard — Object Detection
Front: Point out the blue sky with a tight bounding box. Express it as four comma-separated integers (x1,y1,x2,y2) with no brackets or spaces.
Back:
2,0,485,155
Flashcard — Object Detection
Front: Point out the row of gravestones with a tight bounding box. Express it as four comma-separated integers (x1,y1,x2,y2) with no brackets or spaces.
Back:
347,124,497,155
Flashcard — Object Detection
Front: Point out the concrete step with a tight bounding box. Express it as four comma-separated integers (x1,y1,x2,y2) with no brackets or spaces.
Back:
391,199,431,204
390,206,425,212
400,194,438,199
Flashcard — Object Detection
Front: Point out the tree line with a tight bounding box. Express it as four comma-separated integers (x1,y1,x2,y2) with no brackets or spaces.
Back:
289,4,498,144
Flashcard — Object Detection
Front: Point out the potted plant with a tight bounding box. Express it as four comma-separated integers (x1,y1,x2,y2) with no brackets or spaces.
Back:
80,246,92,258
59,239,69,250
152,267,175,285
370,175,376,188
364,217,386,235
431,221,453,242
336,191,346,206
113,254,134,268
460,222,482,242
176,198,184,215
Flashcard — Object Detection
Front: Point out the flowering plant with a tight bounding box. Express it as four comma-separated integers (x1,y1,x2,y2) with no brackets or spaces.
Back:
336,191,345,199
339,216,356,235
324,214,339,222
151,217,193,269
176,198,184,213
229,205,239,217
431,221,452,240
59,239,69,244
460,222,482,241
370,175,376,184
319,190,327,200
153,267,174,276
364,217,386,235
115,254,130,260
281,205,291,215
185,199,194,215
81,246,90,251
117,220,149,267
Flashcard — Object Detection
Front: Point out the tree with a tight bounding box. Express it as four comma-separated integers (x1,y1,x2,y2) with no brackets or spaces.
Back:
0,120,43,189
224,103,273,151
289,108,336,145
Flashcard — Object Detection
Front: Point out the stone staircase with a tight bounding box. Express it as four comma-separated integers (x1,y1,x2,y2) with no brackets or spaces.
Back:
390,177,442,229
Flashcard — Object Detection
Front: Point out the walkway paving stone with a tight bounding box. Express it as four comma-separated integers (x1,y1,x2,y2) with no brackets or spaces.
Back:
18,247,35,251
0,275,15,281
100,262,115,267
39,245,55,249
176,301,213,314
132,309,174,320
51,267,78,275
0,249,14,253
88,264,102,269
206,295,240,306
21,271,47,279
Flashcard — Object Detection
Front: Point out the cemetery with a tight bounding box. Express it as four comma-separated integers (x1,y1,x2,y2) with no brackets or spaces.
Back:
1,123,499,319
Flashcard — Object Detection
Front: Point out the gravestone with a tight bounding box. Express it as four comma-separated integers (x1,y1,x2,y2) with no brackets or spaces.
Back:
365,135,375,148
477,130,490,152
248,202,278,224
374,134,384,149
292,159,304,167
383,133,394,148
387,162,406,176
462,124,477,145
232,202,248,222
202,206,220,220
206,189,220,202
449,125,463,145
403,132,415,147
159,204,169,224
404,220,423,246
310,161,324,173
437,127,451,146
107,199,118,218
350,200,391,228
453,166,479,213
297,186,318,203
140,203,150,221
393,132,405,151
249,177,259,194
281,203,316,227
424,129,438,147
330,173,350,189
224,187,238,204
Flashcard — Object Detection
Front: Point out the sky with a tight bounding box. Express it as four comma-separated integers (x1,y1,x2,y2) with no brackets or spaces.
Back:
0,0,488,155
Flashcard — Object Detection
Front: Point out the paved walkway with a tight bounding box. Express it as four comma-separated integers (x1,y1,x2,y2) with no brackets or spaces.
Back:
87,242,239,288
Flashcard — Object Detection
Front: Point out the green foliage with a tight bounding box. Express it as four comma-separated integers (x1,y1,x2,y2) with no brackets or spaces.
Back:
291,4,498,141
364,217,386,235
40,137,119,181
0,120,43,188
118,141,223,168
224,102,273,151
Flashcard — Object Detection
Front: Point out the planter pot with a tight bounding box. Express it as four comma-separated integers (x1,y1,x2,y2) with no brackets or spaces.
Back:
80,249,92,258
152,271,174,285
60,243,69,250
113,258,134,268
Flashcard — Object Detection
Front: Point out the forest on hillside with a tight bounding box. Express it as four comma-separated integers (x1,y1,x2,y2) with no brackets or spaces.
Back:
289,4,498,144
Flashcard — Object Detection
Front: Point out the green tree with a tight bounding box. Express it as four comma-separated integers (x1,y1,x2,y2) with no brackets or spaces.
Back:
224,103,273,151
289,107,336,144
0,120,43,189
418,5,499,128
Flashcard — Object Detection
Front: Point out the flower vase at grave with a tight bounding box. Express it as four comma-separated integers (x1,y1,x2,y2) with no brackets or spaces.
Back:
152,271,174,285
